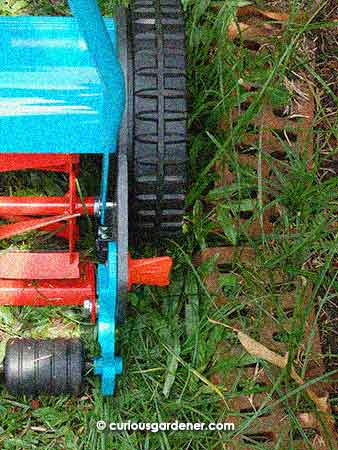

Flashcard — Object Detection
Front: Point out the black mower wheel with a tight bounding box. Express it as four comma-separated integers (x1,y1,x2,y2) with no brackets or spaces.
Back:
121,0,188,241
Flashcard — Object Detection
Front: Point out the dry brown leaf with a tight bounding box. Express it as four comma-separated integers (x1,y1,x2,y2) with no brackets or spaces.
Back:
228,22,250,40
209,318,337,443
236,6,290,22
228,22,273,40
238,331,288,368
225,5,303,41
211,3,290,21
237,331,333,422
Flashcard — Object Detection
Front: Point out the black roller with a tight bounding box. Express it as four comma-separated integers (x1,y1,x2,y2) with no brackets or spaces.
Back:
122,0,188,241
4,338,84,396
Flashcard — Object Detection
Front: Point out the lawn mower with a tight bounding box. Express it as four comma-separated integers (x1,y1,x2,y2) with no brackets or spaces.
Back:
0,0,187,396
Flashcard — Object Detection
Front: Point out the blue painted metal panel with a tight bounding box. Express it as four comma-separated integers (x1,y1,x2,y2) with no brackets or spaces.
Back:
68,0,123,155
0,16,125,154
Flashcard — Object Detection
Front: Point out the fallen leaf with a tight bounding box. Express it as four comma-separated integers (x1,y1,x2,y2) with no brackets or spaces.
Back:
226,5,301,41
237,330,333,422
228,22,251,40
237,6,290,22
237,331,288,368
228,21,274,40
209,318,337,445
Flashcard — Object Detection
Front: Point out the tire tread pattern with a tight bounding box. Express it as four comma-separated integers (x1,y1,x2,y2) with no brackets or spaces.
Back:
130,0,187,238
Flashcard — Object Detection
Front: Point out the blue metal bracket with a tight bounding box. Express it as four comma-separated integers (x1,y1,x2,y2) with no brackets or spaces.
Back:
95,242,122,395
69,0,123,394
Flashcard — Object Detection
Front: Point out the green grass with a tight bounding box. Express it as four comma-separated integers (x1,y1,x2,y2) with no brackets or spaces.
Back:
0,0,337,449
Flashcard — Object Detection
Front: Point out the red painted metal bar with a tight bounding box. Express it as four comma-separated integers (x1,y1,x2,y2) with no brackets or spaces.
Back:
0,214,79,240
0,154,80,173
0,196,95,216
0,252,80,279
0,213,80,240
0,262,96,306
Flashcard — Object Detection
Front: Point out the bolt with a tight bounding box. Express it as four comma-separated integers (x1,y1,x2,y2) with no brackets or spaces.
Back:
83,299,93,318
94,199,117,218
93,198,101,217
